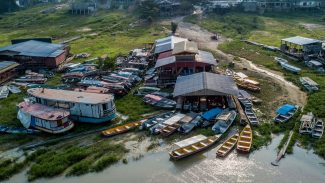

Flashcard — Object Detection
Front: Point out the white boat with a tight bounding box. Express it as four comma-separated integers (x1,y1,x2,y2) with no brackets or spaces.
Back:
299,112,315,135
8,85,21,94
0,86,9,99
312,119,324,139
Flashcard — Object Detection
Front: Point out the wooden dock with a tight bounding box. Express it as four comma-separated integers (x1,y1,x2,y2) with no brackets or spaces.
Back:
233,96,248,125
271,130,294,166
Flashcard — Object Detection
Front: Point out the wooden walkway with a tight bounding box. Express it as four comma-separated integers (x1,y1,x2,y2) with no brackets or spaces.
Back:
271,130,294,166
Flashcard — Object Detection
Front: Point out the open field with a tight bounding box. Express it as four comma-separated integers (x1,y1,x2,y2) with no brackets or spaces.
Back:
185,11,325,46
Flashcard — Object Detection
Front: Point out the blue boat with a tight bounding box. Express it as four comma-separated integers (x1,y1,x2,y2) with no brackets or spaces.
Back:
274,104,298,123
280,62,301,74
212,110,237,134
202,107,223,121
178,116,202,134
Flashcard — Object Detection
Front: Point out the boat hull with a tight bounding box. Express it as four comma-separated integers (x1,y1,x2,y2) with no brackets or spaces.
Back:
70,112,117,123
32,121,74,134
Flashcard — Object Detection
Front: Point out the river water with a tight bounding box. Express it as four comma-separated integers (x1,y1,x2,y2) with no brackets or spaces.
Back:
5,134,325,183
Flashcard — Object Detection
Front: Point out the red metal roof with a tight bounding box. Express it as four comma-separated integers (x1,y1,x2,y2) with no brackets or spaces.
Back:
18,101,70,121
157,51,173,60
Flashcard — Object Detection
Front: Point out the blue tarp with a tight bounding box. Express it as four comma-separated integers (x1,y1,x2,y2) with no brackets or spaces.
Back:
202,107,223,120
276,104,296,115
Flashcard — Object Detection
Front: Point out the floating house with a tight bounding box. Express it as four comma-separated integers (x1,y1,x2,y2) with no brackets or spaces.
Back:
27,88,116,123
154,0,181,16
155,41,217,86
0,61,19,84
17,101,74,134
0,40,68,69
280,36,323,60
69,0,97,15
173,72,239,111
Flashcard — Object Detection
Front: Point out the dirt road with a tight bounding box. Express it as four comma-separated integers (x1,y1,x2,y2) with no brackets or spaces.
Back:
175,21,307,107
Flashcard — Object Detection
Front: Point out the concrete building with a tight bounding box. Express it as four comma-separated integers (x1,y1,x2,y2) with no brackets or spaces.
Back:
0,40,68,70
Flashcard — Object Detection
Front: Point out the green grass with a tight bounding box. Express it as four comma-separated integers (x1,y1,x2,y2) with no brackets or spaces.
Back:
0,92,25,127
186,11,325,46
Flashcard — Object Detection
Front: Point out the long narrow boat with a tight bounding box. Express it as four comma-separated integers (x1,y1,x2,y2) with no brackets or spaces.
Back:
245,108,259,126
169,135,221,160
237,124,253,153
102,120,145,137
8,85,21,94
216,134,239,157
160,123,181,137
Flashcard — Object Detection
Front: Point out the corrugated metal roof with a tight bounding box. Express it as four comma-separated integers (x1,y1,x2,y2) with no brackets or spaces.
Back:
0,40,65,58
195,50,217,66
155,56,176,68
282,36,321,46
0,61,19,74
28,88,114,104
172,41,198,55
154,36,187,54
155,50,217,68
19,101,70,120
173,72,239,97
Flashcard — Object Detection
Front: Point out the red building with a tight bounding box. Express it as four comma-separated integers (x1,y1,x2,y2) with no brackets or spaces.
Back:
154,41,218,86
0,61,19,84
0,40,68,69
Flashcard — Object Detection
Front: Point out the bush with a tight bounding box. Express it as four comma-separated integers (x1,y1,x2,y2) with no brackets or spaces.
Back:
92,155,119,172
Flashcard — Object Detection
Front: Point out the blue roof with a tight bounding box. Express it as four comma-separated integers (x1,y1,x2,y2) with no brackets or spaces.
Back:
0,40,65,58
202,107,223,120
0,61,19,70
276,104,296,115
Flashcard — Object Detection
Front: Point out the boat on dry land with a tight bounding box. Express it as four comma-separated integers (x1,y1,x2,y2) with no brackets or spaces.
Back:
17,101,74,134
245,107,259,126
169,134,221,160
8,85,21,94
274,104,298,123
312,119,324,139
216,133,239,157
0,85,9,99
237,124,252,153
101,120,145,137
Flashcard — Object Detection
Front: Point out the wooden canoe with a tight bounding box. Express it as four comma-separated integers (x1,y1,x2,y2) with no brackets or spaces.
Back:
236,124,252,153
169,135,221,160
101,120,144,137
160,123,180,137
216,133,239,157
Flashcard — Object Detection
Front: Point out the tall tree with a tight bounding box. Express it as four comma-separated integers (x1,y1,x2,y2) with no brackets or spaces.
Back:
138,0,159,19
0,0,19,14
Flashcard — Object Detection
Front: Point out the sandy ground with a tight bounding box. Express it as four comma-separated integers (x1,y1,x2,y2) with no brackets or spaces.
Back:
175,20,307,107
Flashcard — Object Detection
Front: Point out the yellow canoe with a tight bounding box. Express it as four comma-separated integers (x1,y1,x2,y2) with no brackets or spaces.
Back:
216,133,239,157
169,135,221,160
237,124,253,153
101,120,145,137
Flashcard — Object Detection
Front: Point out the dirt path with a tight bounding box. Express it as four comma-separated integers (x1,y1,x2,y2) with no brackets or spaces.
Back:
175,21,307,107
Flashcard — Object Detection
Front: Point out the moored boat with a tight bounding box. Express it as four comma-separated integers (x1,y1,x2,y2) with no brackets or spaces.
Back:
245,107,259,126
8,85,21,94
212,110,237,134
143,94,176,109
312,119,324,139
236,124,252,153
169,134,221,160
216,133,239,157
150,113,185,135
299,112,315,135
17,101,74,134
140,111,174,130
101,120,145,137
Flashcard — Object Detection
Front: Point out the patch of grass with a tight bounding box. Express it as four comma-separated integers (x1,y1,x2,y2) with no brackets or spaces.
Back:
67,159,92,176
92,154,119,172
252,123,272,151
0,92,25,127
115,89,156,122
0,160,25,181
198,128,215,137
28,147,91,181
